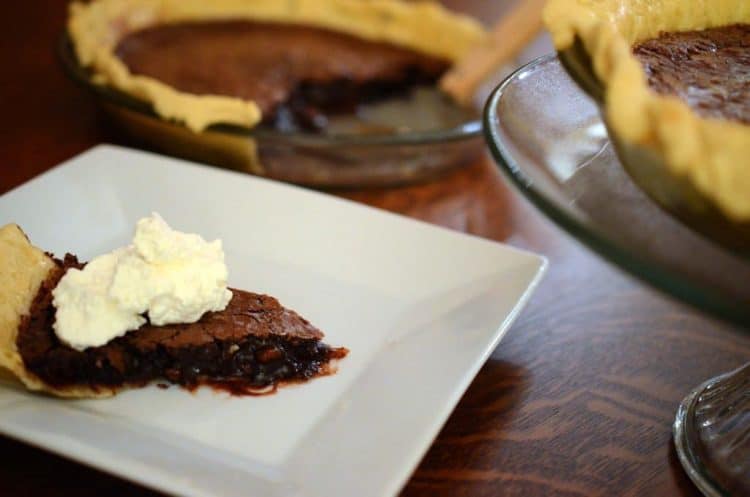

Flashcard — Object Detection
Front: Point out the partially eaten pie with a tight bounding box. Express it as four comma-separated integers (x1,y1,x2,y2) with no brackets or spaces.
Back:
544,0,750,223
68,0,486,132
0,224,347,398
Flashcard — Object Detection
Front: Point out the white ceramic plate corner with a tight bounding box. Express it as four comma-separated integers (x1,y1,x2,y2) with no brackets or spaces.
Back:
0,145,546,497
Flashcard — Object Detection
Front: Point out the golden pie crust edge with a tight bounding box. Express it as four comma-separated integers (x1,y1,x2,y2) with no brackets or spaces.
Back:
0,224,115,398
68,0,487,133
544,0,750,221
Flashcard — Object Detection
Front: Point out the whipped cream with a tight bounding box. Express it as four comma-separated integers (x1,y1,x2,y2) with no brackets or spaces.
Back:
52,213,232,351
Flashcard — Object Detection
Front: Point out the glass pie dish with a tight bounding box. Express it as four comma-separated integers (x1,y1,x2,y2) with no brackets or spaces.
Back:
59,35,483,188
557,41,750,257
484,54,750,497
484,54,750,327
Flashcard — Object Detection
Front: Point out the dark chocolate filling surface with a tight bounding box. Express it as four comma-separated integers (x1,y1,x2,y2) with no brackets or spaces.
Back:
17,255,347,395
633,24,750,124
114,20,450,131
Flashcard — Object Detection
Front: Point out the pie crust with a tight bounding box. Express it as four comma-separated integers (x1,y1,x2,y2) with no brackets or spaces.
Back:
0,224,114,397
68,0,487,133
544,0,750,221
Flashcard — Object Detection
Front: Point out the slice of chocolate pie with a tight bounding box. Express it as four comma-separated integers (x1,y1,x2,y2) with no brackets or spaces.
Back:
0,224,347,398
68,0,486,132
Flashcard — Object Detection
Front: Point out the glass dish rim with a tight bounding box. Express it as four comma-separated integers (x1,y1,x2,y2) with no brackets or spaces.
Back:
58,34,483,147
483,54,750,329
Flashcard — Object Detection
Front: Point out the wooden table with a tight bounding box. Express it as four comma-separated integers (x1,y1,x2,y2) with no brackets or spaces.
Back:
2,2,748,496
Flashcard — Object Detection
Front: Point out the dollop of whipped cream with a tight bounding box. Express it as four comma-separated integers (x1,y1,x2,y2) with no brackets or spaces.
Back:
52,213,232,351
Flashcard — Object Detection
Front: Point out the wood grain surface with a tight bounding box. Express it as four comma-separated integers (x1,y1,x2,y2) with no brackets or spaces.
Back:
1,2,749,497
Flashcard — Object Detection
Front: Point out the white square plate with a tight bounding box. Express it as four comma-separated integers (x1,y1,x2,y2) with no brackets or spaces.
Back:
0,145,546,497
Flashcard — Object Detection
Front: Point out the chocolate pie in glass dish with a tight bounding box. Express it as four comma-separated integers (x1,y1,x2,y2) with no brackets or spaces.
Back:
0,217,347,398
62,0,488,187
544,0,750,255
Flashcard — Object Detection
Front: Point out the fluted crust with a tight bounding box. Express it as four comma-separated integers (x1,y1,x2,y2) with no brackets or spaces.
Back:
544,0,750,221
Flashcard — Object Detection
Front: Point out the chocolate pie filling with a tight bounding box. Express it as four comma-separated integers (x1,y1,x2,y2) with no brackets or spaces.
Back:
115,20,451,131
633,24,750,124
17,255,347,394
